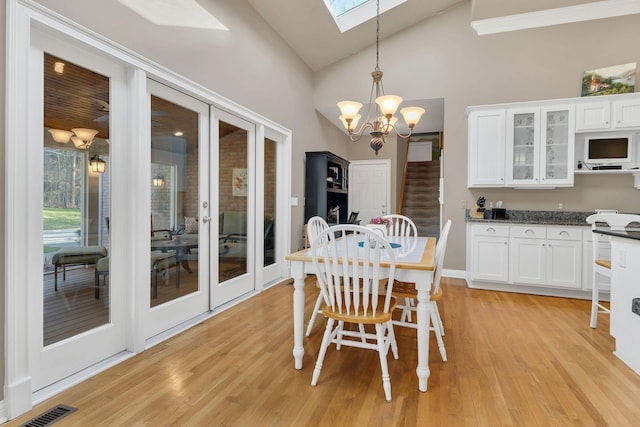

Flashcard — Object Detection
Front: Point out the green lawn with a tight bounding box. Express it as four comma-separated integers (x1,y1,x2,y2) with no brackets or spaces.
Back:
43,207,81,230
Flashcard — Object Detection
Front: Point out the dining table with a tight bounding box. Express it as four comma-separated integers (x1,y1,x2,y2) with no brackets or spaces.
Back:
285,234,437,392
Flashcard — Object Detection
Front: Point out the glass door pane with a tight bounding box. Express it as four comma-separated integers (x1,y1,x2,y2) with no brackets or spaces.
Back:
150,95,200,307
544,109,570,180
512,112,535,181
219,121,249,281
264,137,277,267
43,53,111,345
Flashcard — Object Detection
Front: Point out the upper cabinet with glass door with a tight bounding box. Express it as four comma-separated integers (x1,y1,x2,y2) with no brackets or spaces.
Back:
541,106,574,185
505,105,575,187
505,109,538,186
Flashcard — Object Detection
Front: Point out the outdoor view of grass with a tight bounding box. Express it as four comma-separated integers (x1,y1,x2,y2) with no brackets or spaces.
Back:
43,207,81,230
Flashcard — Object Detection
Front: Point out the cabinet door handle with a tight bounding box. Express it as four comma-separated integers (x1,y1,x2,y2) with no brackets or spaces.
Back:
487,227,495,233
525,229,535,236
560,230,569,237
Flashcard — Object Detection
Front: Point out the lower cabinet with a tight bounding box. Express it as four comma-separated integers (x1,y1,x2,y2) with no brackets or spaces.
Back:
468,222,589,295
469,224,509,282
510,225,582,289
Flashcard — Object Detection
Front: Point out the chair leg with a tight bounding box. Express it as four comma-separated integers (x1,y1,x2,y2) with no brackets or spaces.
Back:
54,265,59,291
306,292,324,337
94,267,100,299
590,272,599,329
386,320,399,360
433,301,444,336
403,297,414,322
335,321,345,350
311,318,335,387
375,323,392,402
431,303,447,362
152,268,158,299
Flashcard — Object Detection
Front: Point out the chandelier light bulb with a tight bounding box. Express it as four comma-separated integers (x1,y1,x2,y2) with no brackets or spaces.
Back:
400,107,426,128
48,129,73,144
71,136,86,149
378,116,398,133
375,95,403,117
72,128,99,142
337,101,363,119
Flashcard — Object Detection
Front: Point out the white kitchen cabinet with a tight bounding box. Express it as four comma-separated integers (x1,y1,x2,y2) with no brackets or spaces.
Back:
546,228,582,289
509,225,582,289
468,109,506,187
614,98,640,129
509,226,546,285
576,96,640,131
505,106,574,187
576,101,611,131
469,223,509,282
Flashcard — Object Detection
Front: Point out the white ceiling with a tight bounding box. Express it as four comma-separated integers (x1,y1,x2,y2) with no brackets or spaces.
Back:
244,0,460,134
246,0,463,72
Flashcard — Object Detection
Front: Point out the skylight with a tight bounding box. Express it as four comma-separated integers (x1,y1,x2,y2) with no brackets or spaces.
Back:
118,0,228,31
323,0,408,33
327,0,369,16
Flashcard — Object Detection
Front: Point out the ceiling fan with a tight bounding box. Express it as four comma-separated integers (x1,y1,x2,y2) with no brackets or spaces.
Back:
93,99,168,122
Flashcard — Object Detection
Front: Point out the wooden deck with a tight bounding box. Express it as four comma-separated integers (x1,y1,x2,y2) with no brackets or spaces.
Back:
11,277,640,426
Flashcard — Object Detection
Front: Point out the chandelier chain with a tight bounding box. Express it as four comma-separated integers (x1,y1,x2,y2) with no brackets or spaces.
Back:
375,0,380,71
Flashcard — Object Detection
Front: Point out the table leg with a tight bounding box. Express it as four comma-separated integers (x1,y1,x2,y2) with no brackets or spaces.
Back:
416,288,431,392
291,261,305,369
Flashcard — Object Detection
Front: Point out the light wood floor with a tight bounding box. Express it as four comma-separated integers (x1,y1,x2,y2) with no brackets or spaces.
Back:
9,278,640,426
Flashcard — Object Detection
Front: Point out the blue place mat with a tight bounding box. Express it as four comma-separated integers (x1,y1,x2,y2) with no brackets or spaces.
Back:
358,241,401,248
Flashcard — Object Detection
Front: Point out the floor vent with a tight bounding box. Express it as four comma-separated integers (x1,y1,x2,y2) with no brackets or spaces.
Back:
20,404,77,427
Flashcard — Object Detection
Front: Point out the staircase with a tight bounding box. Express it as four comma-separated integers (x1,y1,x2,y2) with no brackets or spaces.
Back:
400,161,441,238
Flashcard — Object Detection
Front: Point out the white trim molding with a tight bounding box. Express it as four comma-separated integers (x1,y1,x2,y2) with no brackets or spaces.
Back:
471,0,640,35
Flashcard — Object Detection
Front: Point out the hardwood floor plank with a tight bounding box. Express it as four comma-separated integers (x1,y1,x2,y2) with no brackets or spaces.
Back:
6,277,640,426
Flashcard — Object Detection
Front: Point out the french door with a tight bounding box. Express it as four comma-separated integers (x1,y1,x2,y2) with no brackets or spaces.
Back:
144,80,211,338
212,109,257,307
29,30,128,390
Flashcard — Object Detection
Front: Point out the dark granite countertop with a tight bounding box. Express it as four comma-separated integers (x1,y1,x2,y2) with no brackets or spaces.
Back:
465,209,595,226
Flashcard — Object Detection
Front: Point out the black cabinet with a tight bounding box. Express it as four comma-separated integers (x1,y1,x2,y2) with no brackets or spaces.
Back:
304,151,349,224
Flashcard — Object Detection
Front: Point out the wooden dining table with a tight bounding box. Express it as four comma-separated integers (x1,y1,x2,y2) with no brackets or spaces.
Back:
285,235,437,392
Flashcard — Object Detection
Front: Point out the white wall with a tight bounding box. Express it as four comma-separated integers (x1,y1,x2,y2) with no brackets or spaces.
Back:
315,2,640,270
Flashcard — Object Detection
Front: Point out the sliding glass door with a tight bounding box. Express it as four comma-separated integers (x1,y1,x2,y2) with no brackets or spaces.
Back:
30,31,127,391
145,80,211,338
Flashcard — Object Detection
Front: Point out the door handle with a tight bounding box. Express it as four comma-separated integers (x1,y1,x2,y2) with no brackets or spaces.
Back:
202,216,211,224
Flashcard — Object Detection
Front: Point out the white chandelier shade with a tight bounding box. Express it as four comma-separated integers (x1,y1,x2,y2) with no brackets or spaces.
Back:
48,127,99,150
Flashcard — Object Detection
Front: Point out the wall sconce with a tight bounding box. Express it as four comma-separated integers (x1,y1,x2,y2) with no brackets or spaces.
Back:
152,175,165,187
89,155,106,174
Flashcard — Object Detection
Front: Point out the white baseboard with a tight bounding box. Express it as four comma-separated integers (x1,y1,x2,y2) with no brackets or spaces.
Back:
443,269,467,280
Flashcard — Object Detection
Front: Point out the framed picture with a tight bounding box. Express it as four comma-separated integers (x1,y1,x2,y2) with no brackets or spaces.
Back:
581,62,636,96
232,168,247,196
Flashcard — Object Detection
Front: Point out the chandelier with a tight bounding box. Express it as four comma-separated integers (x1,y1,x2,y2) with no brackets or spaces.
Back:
337,0,425,154
48,127,99,150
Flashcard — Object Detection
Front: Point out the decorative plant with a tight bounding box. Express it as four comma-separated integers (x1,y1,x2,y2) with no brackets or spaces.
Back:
369,217,390,226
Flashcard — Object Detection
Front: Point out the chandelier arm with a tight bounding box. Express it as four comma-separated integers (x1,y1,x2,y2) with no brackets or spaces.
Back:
389,124,414,139
347,121,374,142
